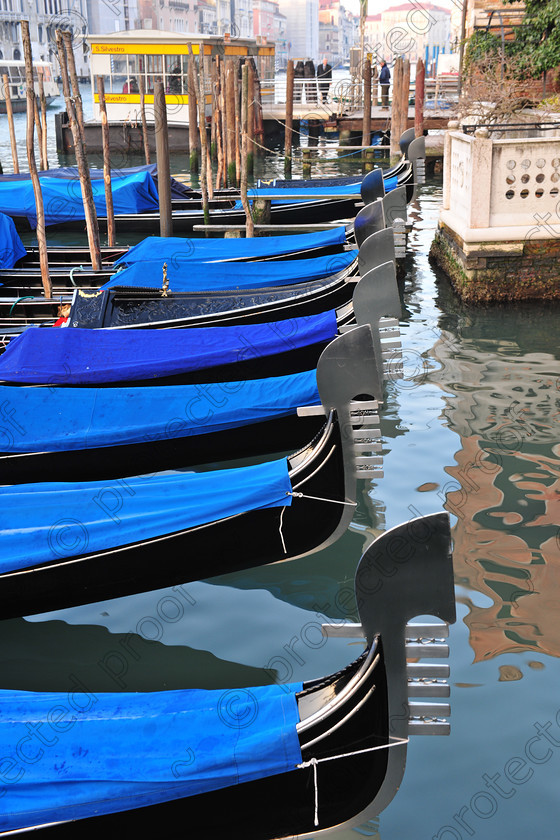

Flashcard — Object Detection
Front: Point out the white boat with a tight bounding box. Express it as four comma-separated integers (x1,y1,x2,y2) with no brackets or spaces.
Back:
0,59,60,113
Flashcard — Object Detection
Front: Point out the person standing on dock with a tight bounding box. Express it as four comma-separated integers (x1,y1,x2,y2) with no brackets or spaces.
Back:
379,60,390,109
317,57,332,103
304,60,316,102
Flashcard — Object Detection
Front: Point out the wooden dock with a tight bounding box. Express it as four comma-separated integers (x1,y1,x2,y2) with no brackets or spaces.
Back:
56,104,454,156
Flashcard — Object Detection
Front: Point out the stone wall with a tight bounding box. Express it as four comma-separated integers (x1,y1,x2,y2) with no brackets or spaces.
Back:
430,224,560,303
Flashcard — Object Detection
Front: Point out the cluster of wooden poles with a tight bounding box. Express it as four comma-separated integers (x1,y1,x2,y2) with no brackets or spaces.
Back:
5,32,427,301
9,21,111,297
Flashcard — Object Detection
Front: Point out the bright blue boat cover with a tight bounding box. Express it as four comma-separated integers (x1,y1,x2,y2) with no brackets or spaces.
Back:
242,175,398,204
0,369,320,452
0,171,159,227
248,182,362,198
113,226,347,266
0,458,293,573
0,311,336,384
384,175,398,193
0,681,303,830
102,249,356,291
0,212,26,268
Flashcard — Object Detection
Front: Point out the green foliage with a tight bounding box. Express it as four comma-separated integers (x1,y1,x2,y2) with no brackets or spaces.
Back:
463,30,500,76
504,0,560,75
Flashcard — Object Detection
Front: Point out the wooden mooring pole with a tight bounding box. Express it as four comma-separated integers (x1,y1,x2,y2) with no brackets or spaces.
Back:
250,58,265,155
96,76,116,247
225,60,236,185
240,63,254,237
21,20,51,297
247,59,255,177
234,58,241,187
33,99,44,169
197,45,210,223
56,30,101,270
153,80,173,237
138,75,151,165
38,71,48,170
214,55,224,190
2,74,19,173
415,58,425,138
361,57,373,170
284,60,294,176
402,58,410,140
390,57,403,160
187,52,199,172
62,30,85,142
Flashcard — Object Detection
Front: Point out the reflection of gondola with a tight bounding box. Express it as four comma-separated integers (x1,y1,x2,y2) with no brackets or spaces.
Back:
0,326,384,616
0,513,456,838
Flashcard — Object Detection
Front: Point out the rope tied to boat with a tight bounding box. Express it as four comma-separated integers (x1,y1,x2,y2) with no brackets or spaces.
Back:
297,736,409,827
279,494,356,554
286,491,357,507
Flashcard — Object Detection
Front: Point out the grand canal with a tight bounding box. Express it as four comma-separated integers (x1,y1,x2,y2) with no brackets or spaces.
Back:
1,89,559,838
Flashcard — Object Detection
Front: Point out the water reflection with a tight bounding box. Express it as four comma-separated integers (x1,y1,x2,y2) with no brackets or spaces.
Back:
429,289,560,662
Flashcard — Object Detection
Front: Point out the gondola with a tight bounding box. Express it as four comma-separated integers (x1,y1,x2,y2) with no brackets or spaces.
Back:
0,175,408,302
0,224,357,296
0,512,456,838
0,133,422,236
62,203,390,332
0,325,384,616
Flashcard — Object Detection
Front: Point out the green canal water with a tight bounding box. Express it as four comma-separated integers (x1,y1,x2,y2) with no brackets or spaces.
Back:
1,88,560,838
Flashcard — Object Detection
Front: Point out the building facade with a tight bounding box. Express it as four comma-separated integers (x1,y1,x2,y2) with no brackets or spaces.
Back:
318,0,354,68
278,0,318,63
0,0,89,77
138,0,197,34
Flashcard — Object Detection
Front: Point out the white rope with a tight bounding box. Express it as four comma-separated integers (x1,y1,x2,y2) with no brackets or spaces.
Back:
279,506,287,554
286,491,357,508
297,737,409,827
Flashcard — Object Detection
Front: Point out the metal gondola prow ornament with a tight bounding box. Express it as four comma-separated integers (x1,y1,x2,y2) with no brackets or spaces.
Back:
382,185,407,257
399,126,416,157
408,134,426,193
352,260,402,382
358,226,396,275
360,167,385,205
314,323,384,485
322,512,456,828
354,198,386,248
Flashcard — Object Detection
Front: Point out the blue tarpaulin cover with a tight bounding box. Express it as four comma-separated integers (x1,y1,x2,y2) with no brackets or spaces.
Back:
0,163,192,199
0,457,293,573
0,213,26,268
102,250,356,291
0,681,303,830
246,175,398,203
0,369,320,453
0,171,159,227
0,311,337,384
113,226,348,266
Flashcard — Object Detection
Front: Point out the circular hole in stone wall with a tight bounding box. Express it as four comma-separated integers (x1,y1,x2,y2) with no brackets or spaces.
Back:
506,160,516,170
506,175,515,185
552,173,560,183
536,159,546,168
552,158,560,168
520,189,529,198
521,159,531,169
521,174,530,183
505,190,515,199
550,187,559,198
536,173,545,183
535,188,544,198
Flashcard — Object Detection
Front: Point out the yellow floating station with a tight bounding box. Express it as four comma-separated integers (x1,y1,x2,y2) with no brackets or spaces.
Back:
87,29,275,127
